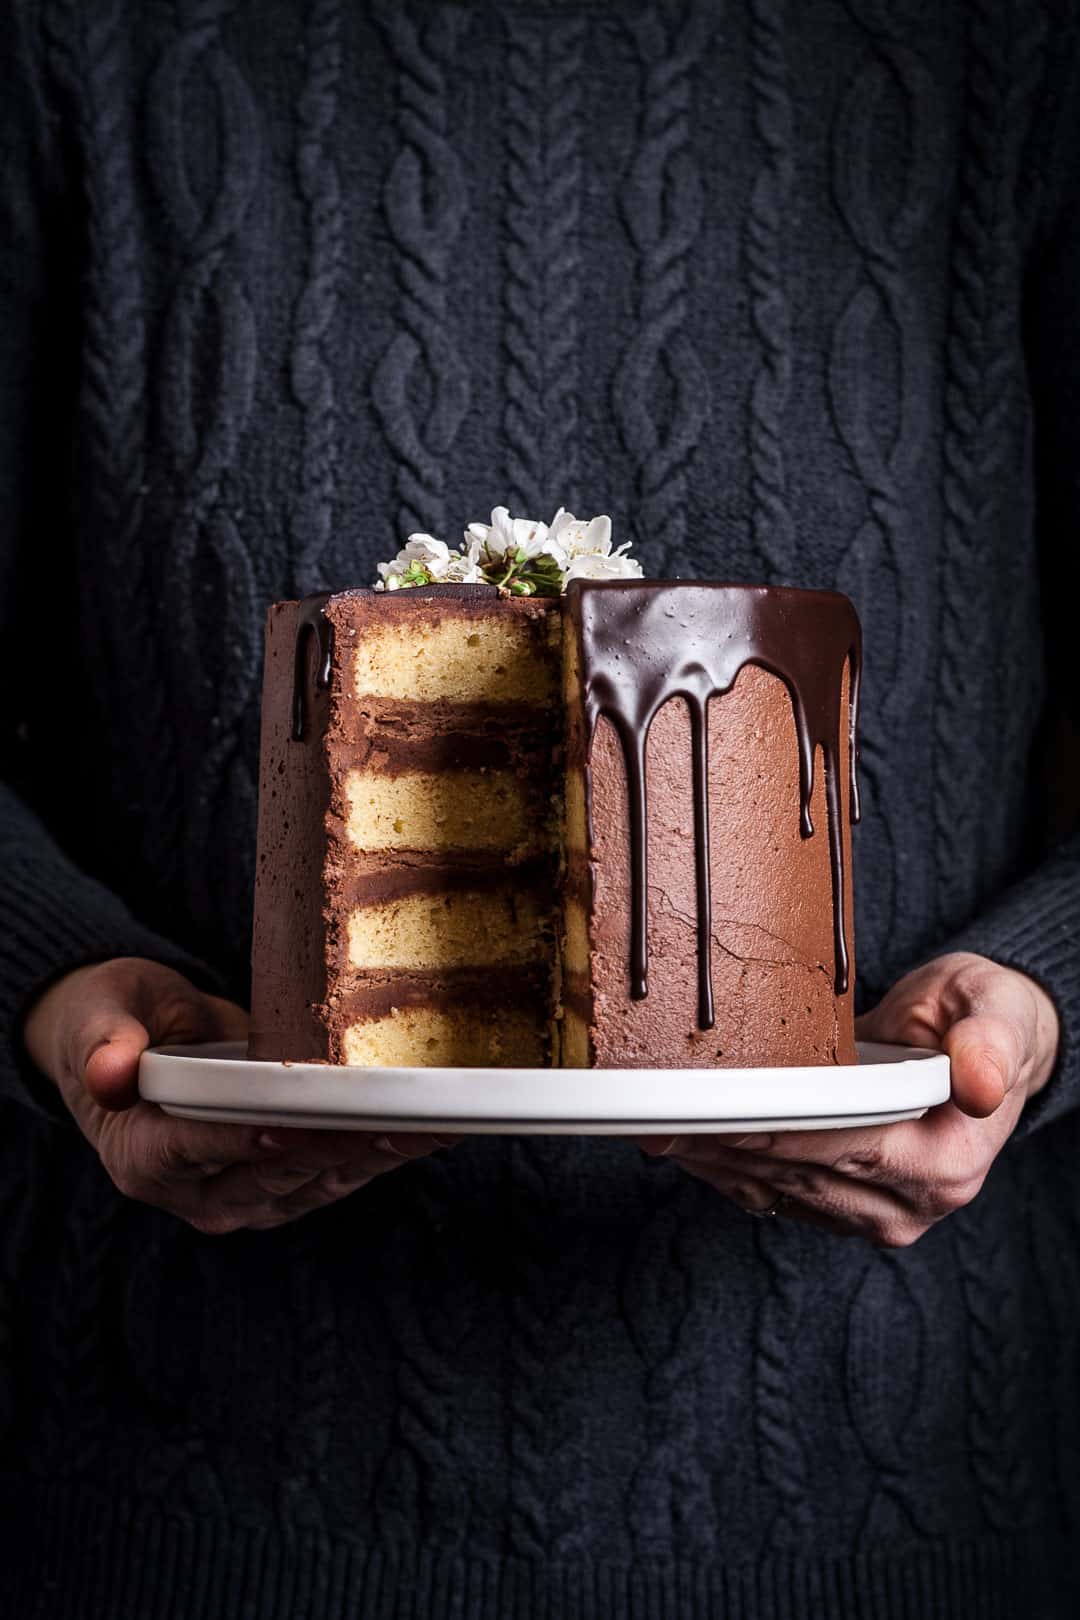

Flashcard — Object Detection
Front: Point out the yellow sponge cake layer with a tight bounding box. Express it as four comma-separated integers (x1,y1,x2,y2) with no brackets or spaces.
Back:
353,613,559,704
347,888,550,971
343,1005,546,1067
560,1005,589,1068
564,769,588,854
344,768,538,855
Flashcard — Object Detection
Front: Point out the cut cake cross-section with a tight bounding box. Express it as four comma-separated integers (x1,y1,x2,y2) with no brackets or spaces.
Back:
249,584,562,1066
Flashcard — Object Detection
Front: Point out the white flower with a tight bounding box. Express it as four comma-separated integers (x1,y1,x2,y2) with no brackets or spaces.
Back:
562,546,644,586
444,536,483,584
401,534,451,573
373,502,642,593
544,508,613,566
466,506,550,562
374,533,451,590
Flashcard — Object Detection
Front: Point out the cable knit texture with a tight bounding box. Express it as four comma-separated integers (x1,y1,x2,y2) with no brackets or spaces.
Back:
2,1,1080,1615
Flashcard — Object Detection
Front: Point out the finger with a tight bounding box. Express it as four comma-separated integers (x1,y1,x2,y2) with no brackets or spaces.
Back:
665,1117,942,1213
671,1154,926,1247
96,1105,270,1185
113,1114,450,1200
638,1135,680,1156
249,1131,452,1194
855,978,945,1049
856,955,1040,1119
58,963,247,1112
183,1138,421,1234
638,1131,766,1158
138,982,248,1049
240,1168,380,1232
273,1164,379,1221
256,1129,454,1163
673,1105,996,1227
171,1122,403,1179
77,1009,152,1111
854,952,995,1051
944,1010,1029,1118
661,1122,915,1174
683,1109,986,1198
98,1110,456,1228
671,1160,856,1238
372,1132,463,1157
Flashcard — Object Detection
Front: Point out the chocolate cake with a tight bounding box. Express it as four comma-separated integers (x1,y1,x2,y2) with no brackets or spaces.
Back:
249,580,861,1068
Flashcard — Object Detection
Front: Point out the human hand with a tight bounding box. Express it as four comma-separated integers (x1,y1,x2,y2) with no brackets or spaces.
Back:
638,952,1060,1247
23,956,455,1234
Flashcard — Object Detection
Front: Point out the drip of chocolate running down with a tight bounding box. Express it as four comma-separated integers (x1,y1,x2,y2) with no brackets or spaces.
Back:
570,581,862,1026
291,593,334,741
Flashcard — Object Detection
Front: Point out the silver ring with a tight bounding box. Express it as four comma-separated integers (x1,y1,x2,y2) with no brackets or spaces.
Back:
747,1191,790,1219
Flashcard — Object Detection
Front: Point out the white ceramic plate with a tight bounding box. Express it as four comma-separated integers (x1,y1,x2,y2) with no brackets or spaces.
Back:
138,1040,949,1135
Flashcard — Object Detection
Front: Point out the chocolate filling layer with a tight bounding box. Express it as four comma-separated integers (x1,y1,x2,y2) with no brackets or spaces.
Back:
331,964,552,1022
329,700,561,776
342,855,560,907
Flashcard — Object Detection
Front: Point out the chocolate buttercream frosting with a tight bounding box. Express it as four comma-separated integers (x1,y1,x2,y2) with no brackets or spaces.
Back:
568,581,861,1023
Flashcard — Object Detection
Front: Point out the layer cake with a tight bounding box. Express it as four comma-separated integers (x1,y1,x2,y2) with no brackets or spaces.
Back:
249,580,861,1067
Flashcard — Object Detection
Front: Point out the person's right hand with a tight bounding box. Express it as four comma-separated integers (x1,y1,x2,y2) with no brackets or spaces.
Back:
22,956,454,1234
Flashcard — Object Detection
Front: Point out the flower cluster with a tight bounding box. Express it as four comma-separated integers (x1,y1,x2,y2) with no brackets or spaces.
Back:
373,505,643,596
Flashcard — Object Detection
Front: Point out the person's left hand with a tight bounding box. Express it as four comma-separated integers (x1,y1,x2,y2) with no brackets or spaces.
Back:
637,952,1060,1247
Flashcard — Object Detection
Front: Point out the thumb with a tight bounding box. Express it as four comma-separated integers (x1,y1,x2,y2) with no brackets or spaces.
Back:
81,1008,153,1110
30,959,246,1113
943,1011,1022,1119
81,980,248,1111
857,953,1033,1120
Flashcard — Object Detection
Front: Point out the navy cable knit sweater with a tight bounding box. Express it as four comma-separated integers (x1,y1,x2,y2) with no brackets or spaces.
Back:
3,1,1080,1615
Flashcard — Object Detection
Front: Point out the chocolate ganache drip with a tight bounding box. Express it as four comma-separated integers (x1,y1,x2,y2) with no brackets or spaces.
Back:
569,581,862,1024
292,593,335,740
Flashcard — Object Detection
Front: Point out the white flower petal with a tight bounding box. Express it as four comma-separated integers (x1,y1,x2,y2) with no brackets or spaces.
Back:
402,534,451,571
584,514,613,555
510,517,549,558
562,550,644,586
445,543,484,585
480,506,517,558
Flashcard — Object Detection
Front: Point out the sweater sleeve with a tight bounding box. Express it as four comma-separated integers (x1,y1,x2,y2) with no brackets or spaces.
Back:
0,5,219,1123
933,20,1080,1139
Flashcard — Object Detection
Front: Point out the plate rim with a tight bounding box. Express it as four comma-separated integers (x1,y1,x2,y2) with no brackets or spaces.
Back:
139,1040,950,1133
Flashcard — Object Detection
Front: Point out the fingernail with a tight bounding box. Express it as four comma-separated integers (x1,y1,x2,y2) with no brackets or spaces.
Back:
639,1135,683,1158
372,1135,411,1158
257,1133,287,1152
729,1133,772,1152
431,1134,463,1149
